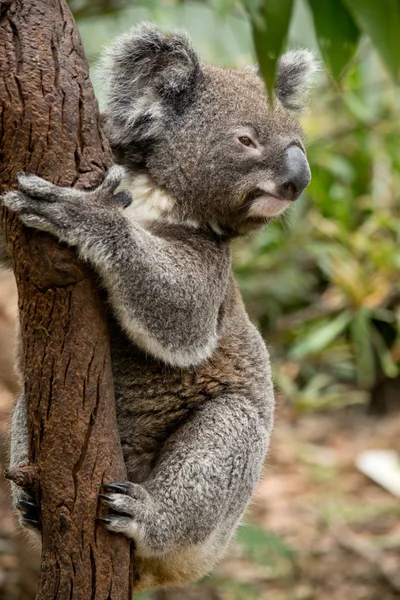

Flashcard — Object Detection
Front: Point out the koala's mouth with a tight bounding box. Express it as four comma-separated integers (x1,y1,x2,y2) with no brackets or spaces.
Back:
243,188,290,219
245,188,270,202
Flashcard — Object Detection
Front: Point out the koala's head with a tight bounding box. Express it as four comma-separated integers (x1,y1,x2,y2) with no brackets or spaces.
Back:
100,24,317,236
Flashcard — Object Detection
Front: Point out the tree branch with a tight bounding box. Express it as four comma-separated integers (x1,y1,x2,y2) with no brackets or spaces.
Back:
0,0,133,597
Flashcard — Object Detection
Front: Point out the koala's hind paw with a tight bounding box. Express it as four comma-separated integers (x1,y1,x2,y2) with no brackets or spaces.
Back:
16,491,40,531
99,481,152,542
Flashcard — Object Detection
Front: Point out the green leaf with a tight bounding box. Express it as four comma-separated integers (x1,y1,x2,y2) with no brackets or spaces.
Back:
290,311,352,359
308,0,359,80
349,309,376,388
342,0,400,81
245,0,294,98
371,328,399,379
237,525,296,566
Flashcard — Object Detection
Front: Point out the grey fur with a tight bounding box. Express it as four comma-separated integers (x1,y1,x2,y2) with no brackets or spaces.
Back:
99,23,201,149
277,49,319,110
3,25,314,590
8,394,41,533
244,52,318,110
9,394,28,484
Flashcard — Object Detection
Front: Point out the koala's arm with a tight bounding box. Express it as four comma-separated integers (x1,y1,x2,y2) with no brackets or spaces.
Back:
92,225,229,367
1,168,230,367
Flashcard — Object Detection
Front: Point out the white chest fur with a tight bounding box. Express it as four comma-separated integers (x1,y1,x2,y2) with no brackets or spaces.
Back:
122,173,177,225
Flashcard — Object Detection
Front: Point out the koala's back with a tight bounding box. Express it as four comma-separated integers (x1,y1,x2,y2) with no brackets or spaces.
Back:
109,273,274,484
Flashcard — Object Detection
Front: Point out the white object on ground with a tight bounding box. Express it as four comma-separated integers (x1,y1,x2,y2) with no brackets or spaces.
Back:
356,449,400,498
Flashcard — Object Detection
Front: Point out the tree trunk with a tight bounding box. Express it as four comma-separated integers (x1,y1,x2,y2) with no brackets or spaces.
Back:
0,0,133,598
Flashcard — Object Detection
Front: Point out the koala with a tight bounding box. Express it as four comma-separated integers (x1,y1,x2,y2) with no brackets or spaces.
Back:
2,24,315,591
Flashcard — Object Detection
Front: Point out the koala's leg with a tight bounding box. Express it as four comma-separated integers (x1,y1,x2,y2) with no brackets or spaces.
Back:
9,394,41,531
100,395,269,588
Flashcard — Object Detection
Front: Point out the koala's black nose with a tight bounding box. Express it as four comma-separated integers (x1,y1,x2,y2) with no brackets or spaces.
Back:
278,145,311,201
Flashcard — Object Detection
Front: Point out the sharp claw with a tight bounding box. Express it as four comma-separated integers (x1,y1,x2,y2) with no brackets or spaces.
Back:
23,515,39,523
23,516,40,528
17,499,39,519
99,493,113,502
18,499,37,509
103,483,130,494
98,516,112,525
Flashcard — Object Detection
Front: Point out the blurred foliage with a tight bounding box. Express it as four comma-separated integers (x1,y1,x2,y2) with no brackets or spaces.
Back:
236,525,296,567
246,0,400,97
200,525,297,600
70,0,400,410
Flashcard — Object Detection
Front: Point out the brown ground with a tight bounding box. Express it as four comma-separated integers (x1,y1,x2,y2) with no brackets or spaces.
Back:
0,271,399,600
216,406,400,600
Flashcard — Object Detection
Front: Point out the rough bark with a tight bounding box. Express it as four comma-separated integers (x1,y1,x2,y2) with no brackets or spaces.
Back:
0,0,133,598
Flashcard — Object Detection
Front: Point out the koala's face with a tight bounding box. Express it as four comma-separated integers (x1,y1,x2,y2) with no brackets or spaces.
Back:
101,25,316,235
146,67,311,233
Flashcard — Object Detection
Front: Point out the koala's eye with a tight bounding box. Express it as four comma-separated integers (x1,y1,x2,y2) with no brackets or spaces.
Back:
238,136,256,149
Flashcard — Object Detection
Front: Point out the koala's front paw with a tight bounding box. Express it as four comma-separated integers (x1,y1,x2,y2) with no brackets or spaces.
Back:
2,175,81,241
14,488,41,531
99,482,153,545
1,166,131,244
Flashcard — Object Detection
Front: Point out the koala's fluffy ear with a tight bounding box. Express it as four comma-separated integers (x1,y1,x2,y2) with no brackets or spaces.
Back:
276,50,318,110
99,23,201,148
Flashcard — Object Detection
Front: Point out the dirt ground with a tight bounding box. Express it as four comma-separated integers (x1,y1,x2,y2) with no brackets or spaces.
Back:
219,406,400,600
0,270,399,600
